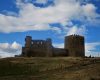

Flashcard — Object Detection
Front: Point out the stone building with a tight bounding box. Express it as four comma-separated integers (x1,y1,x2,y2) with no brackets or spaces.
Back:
21,34,85,57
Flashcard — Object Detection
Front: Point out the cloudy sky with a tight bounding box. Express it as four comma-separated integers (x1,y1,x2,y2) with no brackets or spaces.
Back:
0,0,100,58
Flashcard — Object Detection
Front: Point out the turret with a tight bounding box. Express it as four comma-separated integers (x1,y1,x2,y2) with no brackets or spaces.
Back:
25,36,32,48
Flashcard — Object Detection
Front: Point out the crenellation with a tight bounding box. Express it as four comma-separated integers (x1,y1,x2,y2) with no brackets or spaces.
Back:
21,34,85,57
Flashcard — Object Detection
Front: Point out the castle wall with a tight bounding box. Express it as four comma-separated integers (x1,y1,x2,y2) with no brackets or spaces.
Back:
53,48,68,57
30,40,52,57
21,35,85,57
22,36,53,57
65,35,85,57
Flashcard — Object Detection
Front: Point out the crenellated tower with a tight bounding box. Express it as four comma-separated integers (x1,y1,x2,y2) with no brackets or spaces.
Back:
64,34,85,57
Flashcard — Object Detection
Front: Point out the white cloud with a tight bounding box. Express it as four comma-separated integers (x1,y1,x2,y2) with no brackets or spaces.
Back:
82,4,98,21
0,42,22,58
85,42,100,57
67,25,87,36
0,0,99,33
53,43,64,48
82,4,96,16
35,0,48,4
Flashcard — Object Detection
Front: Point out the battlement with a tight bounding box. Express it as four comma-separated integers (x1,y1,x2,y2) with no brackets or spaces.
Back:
25,36,52,47
31,40,46,45
66,34,84,38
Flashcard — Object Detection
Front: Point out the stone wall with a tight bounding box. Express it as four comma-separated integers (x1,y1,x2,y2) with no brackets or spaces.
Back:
21,35,85,57
53,48,68,57
22,36,53,57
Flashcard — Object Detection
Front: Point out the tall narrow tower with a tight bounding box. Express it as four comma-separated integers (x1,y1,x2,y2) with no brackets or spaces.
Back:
65,35,85,57
25,36,32,48
46,38,53,57
22,36,32,57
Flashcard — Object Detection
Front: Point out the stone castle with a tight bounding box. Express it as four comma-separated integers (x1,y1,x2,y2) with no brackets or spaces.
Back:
21,35,85,57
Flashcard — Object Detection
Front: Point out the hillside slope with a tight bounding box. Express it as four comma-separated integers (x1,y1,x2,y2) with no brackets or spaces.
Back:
0,57,100,80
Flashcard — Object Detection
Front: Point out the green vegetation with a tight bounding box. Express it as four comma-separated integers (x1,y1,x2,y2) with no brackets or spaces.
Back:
0,57,100,80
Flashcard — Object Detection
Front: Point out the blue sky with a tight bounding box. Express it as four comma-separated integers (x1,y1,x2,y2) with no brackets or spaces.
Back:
0,0,100,58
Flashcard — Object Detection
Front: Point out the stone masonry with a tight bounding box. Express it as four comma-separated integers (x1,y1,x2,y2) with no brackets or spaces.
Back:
21,34,85,57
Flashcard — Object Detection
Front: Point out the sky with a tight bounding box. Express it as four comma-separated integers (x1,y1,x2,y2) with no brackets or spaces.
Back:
0,0,100,58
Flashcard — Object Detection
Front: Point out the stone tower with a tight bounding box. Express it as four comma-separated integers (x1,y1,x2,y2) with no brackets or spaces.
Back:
65,35,85,57
25,36,32,48
46,38,53,57
22,36,32,57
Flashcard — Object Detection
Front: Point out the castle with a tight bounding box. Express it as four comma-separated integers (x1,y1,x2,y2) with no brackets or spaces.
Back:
21,35,85,57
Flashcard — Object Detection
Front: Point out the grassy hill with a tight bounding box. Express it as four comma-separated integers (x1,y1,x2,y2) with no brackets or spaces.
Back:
0,57,100,80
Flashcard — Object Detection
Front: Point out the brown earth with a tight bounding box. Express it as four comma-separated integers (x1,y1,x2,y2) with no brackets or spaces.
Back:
0,57,100,80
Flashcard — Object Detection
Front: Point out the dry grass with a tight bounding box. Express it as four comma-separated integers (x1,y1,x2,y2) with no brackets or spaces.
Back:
0,57,100,80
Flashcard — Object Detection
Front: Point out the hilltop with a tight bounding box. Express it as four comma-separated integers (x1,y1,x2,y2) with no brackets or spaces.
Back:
0,57,100,80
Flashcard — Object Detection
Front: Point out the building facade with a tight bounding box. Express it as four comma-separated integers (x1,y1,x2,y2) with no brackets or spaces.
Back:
21,35,85,57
